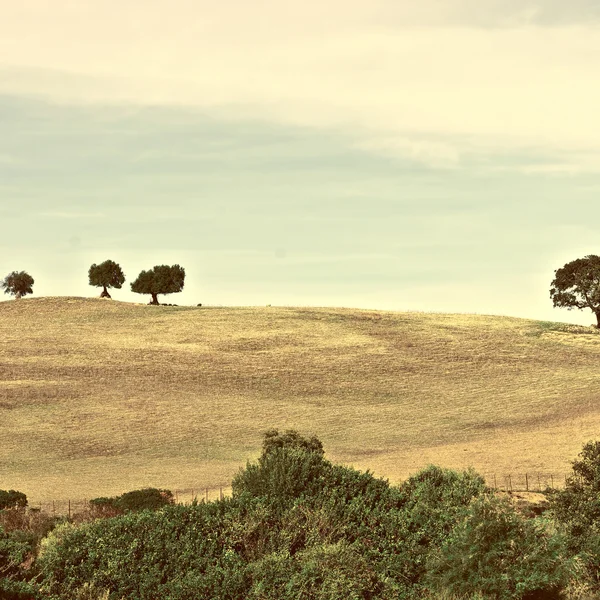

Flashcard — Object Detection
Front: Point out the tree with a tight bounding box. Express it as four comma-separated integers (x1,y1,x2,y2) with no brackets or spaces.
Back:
1,271,34,299
88,259,125,299
262,429,324,456
0,489,27,510
130,264,185,305
550,255,600,328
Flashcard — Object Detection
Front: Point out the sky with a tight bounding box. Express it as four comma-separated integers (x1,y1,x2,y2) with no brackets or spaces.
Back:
1,1,600,323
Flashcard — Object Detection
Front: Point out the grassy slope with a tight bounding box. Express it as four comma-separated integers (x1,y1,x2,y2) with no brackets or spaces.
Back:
1,296,599,501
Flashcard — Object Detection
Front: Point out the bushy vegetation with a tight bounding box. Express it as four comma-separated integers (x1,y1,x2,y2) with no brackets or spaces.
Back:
24,430,589,599
0,490,27,510
426,494,569,599
548,441,600,592
7,432,600,598
89,487,174,517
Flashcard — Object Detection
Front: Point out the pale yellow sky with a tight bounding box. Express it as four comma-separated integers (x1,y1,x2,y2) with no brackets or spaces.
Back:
1,1,600,171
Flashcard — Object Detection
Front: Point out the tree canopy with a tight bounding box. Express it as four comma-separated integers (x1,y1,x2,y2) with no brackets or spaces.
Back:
130,264,185,305
550,255,600,327
1,271,34,299
88,259,125,298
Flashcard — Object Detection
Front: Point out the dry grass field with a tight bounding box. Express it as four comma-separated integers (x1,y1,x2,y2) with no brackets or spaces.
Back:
1,296,600,503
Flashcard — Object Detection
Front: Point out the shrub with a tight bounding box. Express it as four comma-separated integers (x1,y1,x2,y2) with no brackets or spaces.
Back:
248,542,390,600
0,526,31,578
548,440,600,590
232,446,329,510
89,488,174,517
262,429,324,456
0,490,27,511
426,493,570,600
37,501,251,599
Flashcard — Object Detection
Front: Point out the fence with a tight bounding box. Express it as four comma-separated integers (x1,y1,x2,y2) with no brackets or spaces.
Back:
20,475,576,518
482,472,572,493
28,486,233,518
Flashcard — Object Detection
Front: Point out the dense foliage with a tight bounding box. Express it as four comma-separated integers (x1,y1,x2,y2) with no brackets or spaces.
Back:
89,488,174,517
31,431,581,600
88,260,125,298
550,254,600,327
9,433,600,598
426,494,569,599
130,264,185,305
0,490,27,510
1,271,34,299
549,440,600,591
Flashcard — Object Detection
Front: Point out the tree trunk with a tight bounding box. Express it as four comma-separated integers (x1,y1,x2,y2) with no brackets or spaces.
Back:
150,293,159,305
100,285,111,299
596,311,600,329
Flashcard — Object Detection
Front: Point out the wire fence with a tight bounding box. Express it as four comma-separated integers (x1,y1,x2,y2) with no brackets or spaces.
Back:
27,486,232,518
19,474,577,518
482,472,572,493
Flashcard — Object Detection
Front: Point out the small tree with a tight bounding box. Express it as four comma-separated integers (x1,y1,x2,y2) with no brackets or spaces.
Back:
550,255,600,327
0,490,27,510
262,429,324,456
88,259,125,299
1,271,34,299
130,264,185,305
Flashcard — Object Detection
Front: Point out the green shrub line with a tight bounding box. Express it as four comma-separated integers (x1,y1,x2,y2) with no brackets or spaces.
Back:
3,430,600,599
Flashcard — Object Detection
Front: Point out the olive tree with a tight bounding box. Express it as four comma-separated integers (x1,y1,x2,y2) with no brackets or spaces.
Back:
1,271,34,299
550,255,600,327
130,264,185,305
88,259,125,298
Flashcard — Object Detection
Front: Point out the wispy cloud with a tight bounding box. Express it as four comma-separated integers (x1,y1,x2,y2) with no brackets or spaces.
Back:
1,3,600,175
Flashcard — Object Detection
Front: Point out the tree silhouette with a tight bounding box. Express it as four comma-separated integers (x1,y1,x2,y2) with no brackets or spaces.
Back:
88,259,125,298
550,255,600,328
1,271,34,299
130,264,185,305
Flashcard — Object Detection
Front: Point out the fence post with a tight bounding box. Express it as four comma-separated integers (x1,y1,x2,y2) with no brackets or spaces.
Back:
525,473,529,491
493,474,497,489
68,499,71,520
551,474,554,488
175,490,179,504
220,487,223,501
537,474,541,491
205,488,208,503
508,474,512,492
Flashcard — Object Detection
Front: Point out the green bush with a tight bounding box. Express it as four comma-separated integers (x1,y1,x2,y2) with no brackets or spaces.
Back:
89,487,174,517
0,490,27,510
35,431,567,600
232,446,329,510
37,501,252,599
548,440,600,590
0,578,40,600
262,428,325,456
248,542,390,600
426,494,570,600
0,526,31,578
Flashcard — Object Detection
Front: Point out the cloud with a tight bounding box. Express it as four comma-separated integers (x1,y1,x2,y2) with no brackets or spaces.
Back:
2,8,600,176
353,137,461,170
441,0,600,27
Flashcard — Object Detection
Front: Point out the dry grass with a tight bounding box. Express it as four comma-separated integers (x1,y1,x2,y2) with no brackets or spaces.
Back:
1,296,599,502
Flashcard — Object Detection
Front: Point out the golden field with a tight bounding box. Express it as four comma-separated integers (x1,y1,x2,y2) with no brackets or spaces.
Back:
1,296,599,502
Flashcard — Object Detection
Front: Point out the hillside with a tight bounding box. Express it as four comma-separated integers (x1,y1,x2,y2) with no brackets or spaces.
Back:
1,296,599,501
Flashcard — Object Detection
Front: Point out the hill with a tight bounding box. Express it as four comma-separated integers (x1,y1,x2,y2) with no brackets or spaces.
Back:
1,296,599,501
